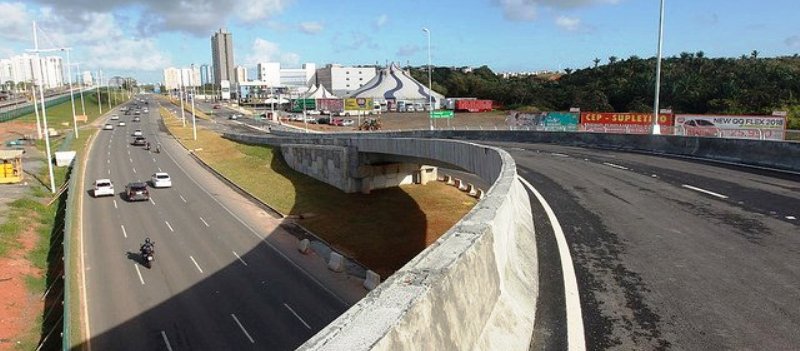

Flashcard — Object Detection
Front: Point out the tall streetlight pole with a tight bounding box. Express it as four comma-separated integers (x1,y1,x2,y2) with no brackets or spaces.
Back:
76,62,86,116
63,48,78,137
106,76,111,110
96,70,103,114
179,70,186,127
422,27,433,131
652,0,665,135
31,21,56,193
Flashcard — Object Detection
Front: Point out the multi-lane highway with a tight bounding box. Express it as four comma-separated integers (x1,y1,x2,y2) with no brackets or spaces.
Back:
505,142,800,350
81,96,348,350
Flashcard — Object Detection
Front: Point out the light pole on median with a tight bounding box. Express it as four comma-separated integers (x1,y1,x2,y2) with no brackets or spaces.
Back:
96,70,102,114
75,62,86,116
63,48,78,138
179,70,186,127
422,27,433,131
652,0,665,135
190,84,197,140
31,20,56,193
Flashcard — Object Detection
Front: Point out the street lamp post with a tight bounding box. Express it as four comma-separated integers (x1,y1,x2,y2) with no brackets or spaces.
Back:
64,48,78,138
97,70,102,114
652,0,665,135
190,85,197,140
422,27,433,131
179,71,186,127
76,62,86,116
31,21,56,193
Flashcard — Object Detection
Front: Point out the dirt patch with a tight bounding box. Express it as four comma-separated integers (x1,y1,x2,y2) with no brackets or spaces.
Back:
0,121,37,144
281,111,511,132
0,223,43,350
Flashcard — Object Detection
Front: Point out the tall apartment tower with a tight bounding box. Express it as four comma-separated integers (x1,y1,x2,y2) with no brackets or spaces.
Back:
210,28,234,86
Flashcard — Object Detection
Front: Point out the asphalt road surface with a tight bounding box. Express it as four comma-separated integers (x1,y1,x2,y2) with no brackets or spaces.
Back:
497,142,800,350
81,96,348,351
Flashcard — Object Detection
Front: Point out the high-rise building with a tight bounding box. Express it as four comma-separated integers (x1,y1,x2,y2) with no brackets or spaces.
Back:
82,71,93,86
211,28,234,86
163,67,181,90
7,54,64,89
0,59,13,86
190,64,201,87
200,64,213,85
316,64,376,97
234,65,248,84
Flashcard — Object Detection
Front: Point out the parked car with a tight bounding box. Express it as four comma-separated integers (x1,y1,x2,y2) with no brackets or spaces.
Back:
132,136,147,146
125,182,150,201
213,104,222,109
92,179,114,197
330,117,344,126
317,117,331,125
342,119,355,126
150,172,172,188
103,123,114,130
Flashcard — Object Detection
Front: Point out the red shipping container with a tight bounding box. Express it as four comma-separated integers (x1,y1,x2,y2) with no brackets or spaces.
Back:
455,99,493,112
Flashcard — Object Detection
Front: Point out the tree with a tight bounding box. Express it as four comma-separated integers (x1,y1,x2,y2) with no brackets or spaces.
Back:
593,58,601,68
751,50,759,59
608,56,618,64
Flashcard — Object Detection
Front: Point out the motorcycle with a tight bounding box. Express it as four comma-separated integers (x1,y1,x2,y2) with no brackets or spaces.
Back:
141,246,155,268
155,145,160,154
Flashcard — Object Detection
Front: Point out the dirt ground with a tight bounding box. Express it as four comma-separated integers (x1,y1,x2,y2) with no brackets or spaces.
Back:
282,111,512,132
0,223,42,350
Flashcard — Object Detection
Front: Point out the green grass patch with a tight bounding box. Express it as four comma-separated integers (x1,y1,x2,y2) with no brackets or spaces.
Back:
16,90,127,127
162,108,477,276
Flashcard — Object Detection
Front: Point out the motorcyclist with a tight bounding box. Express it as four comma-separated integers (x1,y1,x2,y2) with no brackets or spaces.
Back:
145,142,150,150
140,237,155,256
155,144,160,153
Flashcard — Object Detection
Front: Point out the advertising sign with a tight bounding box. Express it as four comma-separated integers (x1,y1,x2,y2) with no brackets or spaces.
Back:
291,98,316,112
317,98,343,113
220,80,231,100
580,112,673,126
344,98,373,111
675,114,786,140
511,111,579,131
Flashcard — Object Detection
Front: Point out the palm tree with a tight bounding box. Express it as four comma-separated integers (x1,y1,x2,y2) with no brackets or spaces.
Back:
751,50,759,59
593,57,601,68
608,56,618,64
696,51,705,59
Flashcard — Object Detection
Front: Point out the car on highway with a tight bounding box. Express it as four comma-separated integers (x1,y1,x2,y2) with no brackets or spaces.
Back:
133,117,141,122
124,182,150,201
150,172,172,188
228,114,240,120
110,115,119,120
132,136,146,146
132,129,143,136
92,179,114,197
213,104,222,109
103,123,113,130
118,121,126,127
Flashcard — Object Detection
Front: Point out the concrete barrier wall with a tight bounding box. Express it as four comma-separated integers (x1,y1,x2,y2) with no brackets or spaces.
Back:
268,129,800,173
223,132,538,350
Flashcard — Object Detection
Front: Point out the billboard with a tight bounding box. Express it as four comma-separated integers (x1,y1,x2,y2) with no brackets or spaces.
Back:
580,112,674,126
291,98,316,112
344,98,373,111
317,98,343,113
220,80,231,100
675,115,786,140
511,111,579,131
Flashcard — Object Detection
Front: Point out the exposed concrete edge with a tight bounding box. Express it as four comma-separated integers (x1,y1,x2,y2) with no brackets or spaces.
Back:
223,132,538,350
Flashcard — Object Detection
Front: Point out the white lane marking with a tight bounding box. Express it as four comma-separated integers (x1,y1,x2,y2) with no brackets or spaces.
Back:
132,167,137,174
107,169,111,175
284,303,311,330
233,251,248,266
129,158,133,163
189,256,204,273
113,200,118,209
551,153,570,157
231,314,255,344
149,198,156,205
153,158,157,163
602,162,629,170
107,151,110,156
120,225,127,238
158,167,162,172
159,141,348,306
786,216,796,220
134,264,145,285
107,159,110,164
179,194,187,203
127,150,130,155
681,184,729,199
199,217,210,227
160,331,174,351
165,221,174,232
518,176,586,351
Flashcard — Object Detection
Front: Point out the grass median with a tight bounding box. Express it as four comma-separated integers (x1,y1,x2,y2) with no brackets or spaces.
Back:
160,107,478,277
16,90,125,128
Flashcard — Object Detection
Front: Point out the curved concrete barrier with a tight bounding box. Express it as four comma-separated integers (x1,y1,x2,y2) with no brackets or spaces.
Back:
223,133,537,350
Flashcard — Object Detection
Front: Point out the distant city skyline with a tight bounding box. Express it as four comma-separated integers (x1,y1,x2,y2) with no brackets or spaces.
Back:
1,0,798,84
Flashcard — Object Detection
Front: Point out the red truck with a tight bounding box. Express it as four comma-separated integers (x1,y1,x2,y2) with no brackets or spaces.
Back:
455,99,492,112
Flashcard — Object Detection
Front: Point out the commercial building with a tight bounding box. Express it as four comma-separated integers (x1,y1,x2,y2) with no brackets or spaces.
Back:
163,67,181,91
254,62,315,90
210,28,234,86
316,64,376,97
234,65,248,84
0,59,12,86
4,54,64,89
200,64,213,85
82,71,93,86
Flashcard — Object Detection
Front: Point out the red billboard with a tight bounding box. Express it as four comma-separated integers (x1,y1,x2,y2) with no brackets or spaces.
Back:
580,112,674,126
317,98,343,113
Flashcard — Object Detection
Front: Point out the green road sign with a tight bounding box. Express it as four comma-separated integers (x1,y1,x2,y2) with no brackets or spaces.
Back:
430,110,454,119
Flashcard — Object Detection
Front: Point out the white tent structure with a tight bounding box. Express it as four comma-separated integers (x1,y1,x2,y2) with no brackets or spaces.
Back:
348,63,444,109
302,84,338,99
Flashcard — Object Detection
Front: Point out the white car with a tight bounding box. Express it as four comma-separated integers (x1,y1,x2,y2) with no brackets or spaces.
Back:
132,129,143,136
118,121,126,126
93,179,114,197
150,172,172,188
110,115,119,120
342,119,355,126
103,123,114,130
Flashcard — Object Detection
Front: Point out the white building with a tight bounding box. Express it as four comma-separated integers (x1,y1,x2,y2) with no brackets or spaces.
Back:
82,71,93,86
6,54,64,89
316,64,376,97
234,65,248,84
41,56,63,88
190,64,201,87
253,62,315,90
0,59,12,86
256,62,280,86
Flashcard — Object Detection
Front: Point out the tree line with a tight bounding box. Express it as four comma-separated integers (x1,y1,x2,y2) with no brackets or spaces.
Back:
409,52,800,129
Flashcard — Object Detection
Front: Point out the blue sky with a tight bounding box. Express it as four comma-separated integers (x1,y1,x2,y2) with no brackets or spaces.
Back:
1,0,799,84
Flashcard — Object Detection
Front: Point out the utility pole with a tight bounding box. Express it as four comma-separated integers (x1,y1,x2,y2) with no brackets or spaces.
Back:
652,0,665,135
32,21,56,193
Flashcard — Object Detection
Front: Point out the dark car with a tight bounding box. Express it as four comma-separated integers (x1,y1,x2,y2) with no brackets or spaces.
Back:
125,182,150,201
132,136,147,146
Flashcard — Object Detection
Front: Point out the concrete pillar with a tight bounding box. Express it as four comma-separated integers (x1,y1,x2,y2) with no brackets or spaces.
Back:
455,178,467,191
328,252,345,272
445,175,454,185
467,183,478,196
298,238,310,254
363,270,381,290
475,188,485,199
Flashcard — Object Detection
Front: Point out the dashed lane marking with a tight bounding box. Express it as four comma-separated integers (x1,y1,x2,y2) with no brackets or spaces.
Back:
134,264,145,285
231,314,255,344
189,256,204,273
284,303,312,330
602,162,629,170
681,184,729,199
233,251,247,266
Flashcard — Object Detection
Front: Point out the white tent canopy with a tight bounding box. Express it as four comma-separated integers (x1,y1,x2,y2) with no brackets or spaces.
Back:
302,84,338,99
263,97,290,104
348,63,444,107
